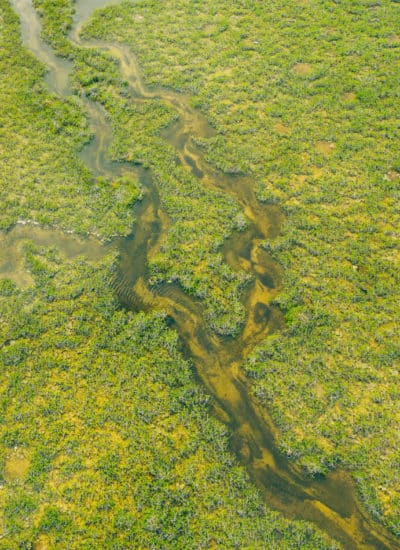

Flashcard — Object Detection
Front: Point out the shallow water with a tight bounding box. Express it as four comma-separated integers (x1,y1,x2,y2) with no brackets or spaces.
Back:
0,223,108,287
9,0,400,548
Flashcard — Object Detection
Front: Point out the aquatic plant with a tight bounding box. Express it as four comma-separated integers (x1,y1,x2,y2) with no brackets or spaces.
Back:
80,0,400,534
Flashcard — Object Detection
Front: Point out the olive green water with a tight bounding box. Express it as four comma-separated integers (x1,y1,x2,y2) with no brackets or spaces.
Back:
8,1,399,548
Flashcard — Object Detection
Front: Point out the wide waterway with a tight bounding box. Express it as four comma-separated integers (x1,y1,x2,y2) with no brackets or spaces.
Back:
8,0,400,548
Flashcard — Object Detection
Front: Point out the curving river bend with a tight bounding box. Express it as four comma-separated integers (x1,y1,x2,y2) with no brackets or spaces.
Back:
8,0,399,548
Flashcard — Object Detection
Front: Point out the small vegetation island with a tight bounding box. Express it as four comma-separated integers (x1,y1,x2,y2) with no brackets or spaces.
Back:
0,0,399,547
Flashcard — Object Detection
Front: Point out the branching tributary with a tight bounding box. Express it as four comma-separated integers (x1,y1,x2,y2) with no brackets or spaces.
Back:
9,1,400,548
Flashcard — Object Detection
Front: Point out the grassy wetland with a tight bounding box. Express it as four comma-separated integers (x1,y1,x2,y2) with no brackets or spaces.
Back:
1,0,399,548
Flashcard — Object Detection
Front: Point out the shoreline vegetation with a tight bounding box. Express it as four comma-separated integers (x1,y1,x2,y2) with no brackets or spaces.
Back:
0,0,340,547
0,0,142,240
78,0,399,538
0,0,399,547
0,0,337,547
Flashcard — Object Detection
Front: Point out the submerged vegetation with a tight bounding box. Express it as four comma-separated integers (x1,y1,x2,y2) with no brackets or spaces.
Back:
32,0,252,336
78,0,399,536
1,0,399,546
0,247,335,548
0,0,338,547
0,0,141,239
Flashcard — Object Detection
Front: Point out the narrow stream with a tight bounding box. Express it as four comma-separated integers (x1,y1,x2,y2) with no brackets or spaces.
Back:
9,1,400,548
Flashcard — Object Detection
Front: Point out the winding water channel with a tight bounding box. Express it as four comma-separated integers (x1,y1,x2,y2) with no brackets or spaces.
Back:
8,1,399,548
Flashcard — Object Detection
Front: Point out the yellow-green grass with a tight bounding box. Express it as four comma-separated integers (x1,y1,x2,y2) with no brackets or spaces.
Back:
79,0,399,533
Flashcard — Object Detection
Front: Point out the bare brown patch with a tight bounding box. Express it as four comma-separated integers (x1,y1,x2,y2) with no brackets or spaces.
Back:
274,122,291,135
291,175,308,189
316,141,335,155
214,67,233,78
388,34,400,44
34,535,50,550
341,92,356,102
4,450,30,481
385,170,399,181
293,63,312,75
203,23,218,36
311,166,324,178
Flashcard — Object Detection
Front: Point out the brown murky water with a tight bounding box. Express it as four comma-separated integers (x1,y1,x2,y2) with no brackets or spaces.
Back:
9,1,400,548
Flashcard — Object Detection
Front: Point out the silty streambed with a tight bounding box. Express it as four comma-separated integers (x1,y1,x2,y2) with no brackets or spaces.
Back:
8,0,400,548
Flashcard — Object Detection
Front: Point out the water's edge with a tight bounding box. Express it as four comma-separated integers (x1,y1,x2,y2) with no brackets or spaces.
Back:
7,0,399,548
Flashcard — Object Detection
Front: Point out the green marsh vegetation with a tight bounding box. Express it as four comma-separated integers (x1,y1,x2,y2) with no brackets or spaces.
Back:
32,0,253,336
0,0,341,547
74,0,399,536
0,246,336,548
0,0,141,239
